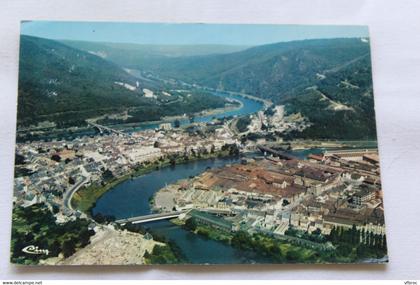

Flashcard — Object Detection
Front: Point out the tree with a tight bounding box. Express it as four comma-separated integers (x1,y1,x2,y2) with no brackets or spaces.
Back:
268,245,282,259
336,243,352,256
68,176,75,185
169,154,178,166
222,143,239,155
184,218,197,231
104,215,116,223
51,154,61,162
361,228,366,244
369,232,375,247
62,239,76,258
382,234,387,250
374,234,381,249
231,231,252,250
24,232,34,243
236,116,251,132
328,226,337,243
210,144,216,154
93,213,105,224
102,169,114,182
50,240,61,256
312,228,322,236
350,224,358,245
52,205,60,214
80,229,94,246
229,144,240,156
286,249,300,261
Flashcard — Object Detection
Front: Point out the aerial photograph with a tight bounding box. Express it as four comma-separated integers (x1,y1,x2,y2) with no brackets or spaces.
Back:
11,21,387,265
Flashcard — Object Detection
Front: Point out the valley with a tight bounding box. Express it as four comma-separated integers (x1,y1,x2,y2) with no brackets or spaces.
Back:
12,25,385,265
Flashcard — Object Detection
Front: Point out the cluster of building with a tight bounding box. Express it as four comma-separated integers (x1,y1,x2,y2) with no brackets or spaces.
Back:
154,148,385,241
13,123,239,220
246,105,310,135
12,102,312,222
13,99,386,250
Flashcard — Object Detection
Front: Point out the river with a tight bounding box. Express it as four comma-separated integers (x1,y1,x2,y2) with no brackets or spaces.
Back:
92,156,274,264
19,91,263,142
92,149,317,264
88,90,266,264
118,91,263,133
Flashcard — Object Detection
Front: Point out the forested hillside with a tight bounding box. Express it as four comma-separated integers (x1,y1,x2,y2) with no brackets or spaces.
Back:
114,38,376,139
18,36,376,139
283,55,376,139
17,36,227,128
123,38,370,97
18,36,159,127
60,40,249,66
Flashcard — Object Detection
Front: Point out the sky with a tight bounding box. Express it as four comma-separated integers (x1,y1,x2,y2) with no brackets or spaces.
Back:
21,21,369,46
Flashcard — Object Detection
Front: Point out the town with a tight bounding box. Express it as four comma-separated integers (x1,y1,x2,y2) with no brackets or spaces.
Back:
153,147,386,254
10,22,389,266
12,99,387,264
13,101,308,218
14,121,236,214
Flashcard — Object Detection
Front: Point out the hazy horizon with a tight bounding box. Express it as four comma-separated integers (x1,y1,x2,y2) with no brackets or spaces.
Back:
21,21,369,46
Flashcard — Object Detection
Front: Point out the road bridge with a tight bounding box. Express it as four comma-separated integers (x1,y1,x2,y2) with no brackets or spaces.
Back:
115,210,187,225
257,145,297,160
88,122,131,137
115,208,233,225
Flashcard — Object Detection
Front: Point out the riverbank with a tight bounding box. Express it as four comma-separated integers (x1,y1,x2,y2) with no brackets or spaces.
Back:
94,98,243,131
160,98,243,122
211,89,272,109
175,219,320,263
175,218,386,264
71,150,240,215
289,139,378,150
18,89,260,142
148,145,384,264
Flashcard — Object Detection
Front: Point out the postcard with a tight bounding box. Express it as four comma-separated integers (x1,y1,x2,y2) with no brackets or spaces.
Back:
11,21,387,265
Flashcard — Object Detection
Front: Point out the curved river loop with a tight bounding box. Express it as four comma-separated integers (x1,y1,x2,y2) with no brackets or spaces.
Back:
22,91,265,142
85,88,373,263
92,90,275,264
90,89,327,264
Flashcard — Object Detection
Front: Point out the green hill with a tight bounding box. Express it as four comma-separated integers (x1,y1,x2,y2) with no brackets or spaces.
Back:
18,36,377,139
130,38,371,99
59,40,249,68
17,36,227,128
283,55,377,139
113,38,376,139
18,35,159,127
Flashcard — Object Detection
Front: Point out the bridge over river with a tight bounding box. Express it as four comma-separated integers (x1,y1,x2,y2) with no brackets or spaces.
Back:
257,145,297,160
115,208,232,225
87,122,131,137
115,210,187,225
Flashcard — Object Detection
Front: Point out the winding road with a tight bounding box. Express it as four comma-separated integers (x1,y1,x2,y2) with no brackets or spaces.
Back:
63,177,89,211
